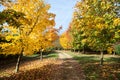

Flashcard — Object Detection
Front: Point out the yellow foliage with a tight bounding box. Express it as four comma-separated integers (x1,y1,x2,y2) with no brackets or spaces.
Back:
113,18,120,26
81,39,87,45
107,47,114,54
60,32,72,49
0,0,56,55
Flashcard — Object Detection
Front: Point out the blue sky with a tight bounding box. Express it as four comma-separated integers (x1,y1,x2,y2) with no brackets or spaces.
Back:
0,4,4,11
45,0,78,34
0,0,78,34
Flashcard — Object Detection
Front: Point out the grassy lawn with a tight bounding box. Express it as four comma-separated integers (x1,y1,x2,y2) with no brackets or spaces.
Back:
66,51,120,80
25,52,58,59
43,52,59,59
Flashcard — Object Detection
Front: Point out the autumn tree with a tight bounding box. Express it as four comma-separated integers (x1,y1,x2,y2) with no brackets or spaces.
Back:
0,0,56,72
71,0,120,65
70,18,88,53
45,28,59,43
36,27,59,60
60,29,72,50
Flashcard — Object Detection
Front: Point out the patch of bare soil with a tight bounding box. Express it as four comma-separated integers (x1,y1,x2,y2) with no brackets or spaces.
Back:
54,50,85,80
54,60,85,80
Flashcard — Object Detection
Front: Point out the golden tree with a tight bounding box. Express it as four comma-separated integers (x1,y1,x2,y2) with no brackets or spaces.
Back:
60,31,72,50
0,0,56,72
71,0,120,65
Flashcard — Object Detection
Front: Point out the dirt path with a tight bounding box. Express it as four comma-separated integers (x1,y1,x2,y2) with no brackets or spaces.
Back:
58,51,72,59
54,50,85,80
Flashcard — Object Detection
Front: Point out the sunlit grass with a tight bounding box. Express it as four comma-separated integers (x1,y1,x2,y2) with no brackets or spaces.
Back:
44,52,58,59
65,51,120,80
24,52,58,59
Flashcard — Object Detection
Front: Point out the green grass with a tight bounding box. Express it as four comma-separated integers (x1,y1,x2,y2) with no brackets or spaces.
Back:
66,51,120,80
66,51,120,63
73,56,100,64
24,52,58,59
25,54,39,57
44,52,58,59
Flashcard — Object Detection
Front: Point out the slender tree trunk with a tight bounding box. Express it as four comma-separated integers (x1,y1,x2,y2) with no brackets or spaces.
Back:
40,51,43,61
78,50,79,53
74,49,75,52
78,50,80,54
113,51,116,56
15,52,22,73
82,46,85,54
100,51,104,65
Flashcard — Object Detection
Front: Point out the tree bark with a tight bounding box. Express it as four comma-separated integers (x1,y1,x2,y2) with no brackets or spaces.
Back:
100,51,104,65
40,51,43,61
15,52,22,73
78,50,81,54
113,51,116,56
82,46,85,54
74,49,75,52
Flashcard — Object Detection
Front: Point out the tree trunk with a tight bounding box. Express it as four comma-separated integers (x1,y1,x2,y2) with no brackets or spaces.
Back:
113,51,116,56
78,50,81,54
78,50,79,53
74,49,75,52
100,51,104,65
82,46,85,54
40,51,43,61
15,52,22,73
